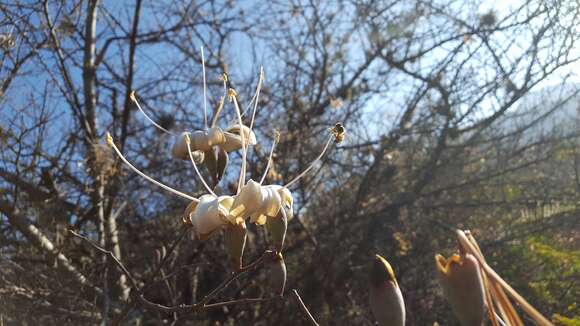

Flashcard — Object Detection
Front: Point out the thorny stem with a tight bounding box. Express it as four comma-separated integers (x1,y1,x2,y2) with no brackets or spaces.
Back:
201,46,208,129
106,133,198,202
130,91,175,135
292,289,320,326
230,90,247,194
184,134,216,196
285,134,334,188
260,130,280,185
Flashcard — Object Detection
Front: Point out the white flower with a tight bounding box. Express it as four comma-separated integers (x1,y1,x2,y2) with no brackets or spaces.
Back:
228,180,294,225
184,194,234,240
171,129,225,160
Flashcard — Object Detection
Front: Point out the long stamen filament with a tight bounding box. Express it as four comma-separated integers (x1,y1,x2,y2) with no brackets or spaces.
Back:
285,134,334,188
244,67,264,120
248,67,264,140
201,47,208,129
106,133,197,202
246,67,264,157
130,91,175,136
184,134,216,196
230,90,247,194
210,74,228,127
260,130,280,185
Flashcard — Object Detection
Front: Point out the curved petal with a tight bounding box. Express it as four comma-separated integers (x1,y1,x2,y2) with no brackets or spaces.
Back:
171,132,205,162
221,125,257,152
230,179,262,219
189,194,231,240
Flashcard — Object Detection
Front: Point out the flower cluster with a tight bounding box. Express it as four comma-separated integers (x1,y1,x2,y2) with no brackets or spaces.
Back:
107,56,344,276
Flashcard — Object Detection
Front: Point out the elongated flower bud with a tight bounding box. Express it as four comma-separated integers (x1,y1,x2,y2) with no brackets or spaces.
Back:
266,208,288,253
203,148,219,181
224,222,247,271
266,253,287,297
369,255,405,326
216,146,228,182
435,253,485,326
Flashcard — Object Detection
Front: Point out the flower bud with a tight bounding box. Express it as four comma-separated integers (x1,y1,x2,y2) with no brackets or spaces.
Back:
266,209,288,253
266,253,287,297
224,222,247,271
435,253,485,326
369,254,406,326
203,148,219,181
216,147,228,182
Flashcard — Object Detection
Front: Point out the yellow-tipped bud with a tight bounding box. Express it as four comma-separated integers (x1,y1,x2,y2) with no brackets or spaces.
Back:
129,90,137,102
435,253,485,326
369,254,405,326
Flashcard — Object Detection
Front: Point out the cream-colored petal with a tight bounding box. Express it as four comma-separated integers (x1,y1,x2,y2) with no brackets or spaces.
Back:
207,127,226,146
189,194,229,240
230,179,262,219
171,132,206,162
220,125,257,152
260,186,282,217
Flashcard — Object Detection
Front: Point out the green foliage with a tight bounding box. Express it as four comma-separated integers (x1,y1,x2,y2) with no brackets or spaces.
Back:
508,236,579,322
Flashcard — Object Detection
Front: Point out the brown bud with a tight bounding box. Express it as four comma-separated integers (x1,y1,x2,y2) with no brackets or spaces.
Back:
435,253,485,326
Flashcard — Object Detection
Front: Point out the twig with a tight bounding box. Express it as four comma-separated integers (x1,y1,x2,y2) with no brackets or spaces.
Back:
292,289,319,326
72,229,275,317
69,230,138,288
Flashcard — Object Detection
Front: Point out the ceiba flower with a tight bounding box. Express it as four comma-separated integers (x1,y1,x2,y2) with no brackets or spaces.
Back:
435,253,485,326
369,254,406,326
171,125,256,160
183,194,234,240
228,180,293,225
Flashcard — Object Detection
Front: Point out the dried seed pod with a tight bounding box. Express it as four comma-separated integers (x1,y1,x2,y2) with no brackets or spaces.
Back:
369,254,406,326
266,253,287,297
435,253,485,326
224,222,247,271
